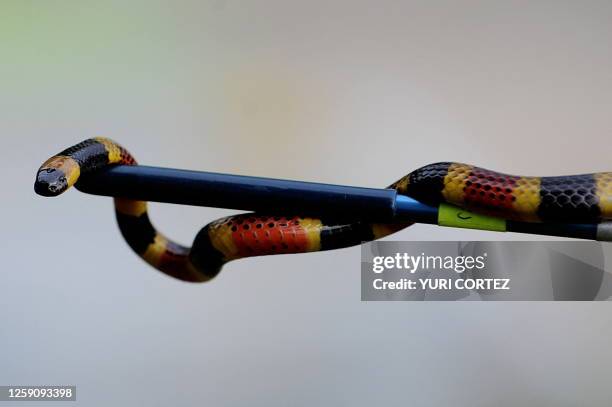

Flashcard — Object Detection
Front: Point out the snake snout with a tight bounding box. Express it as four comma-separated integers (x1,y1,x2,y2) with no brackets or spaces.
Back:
35,168,69,196
35,155,80,197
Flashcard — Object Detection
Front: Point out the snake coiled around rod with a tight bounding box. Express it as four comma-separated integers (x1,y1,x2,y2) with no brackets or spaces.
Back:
35,138,612,282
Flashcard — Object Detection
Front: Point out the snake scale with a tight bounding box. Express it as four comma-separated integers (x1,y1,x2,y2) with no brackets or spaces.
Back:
35,138,612,282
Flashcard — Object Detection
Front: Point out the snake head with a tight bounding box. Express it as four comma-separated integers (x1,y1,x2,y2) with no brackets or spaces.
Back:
34,156,80,197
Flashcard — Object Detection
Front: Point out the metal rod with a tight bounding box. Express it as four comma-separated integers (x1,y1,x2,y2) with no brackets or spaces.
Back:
76,165,400,221
74,165,605,241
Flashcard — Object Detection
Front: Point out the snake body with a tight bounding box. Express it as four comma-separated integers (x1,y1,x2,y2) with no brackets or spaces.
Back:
35,138,612,282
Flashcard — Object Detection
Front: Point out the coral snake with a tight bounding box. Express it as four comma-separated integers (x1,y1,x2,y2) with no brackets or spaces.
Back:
35,138,612,282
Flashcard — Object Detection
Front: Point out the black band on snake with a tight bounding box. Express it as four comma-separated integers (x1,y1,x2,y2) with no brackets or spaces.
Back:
35,138,612,282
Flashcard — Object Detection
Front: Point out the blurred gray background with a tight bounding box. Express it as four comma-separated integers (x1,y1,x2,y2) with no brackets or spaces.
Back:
2,0,612,405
